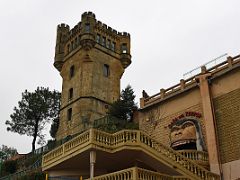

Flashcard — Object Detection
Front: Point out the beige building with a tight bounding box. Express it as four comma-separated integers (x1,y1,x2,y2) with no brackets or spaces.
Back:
139,56,240,180
54,12,131,140
42,12,240,180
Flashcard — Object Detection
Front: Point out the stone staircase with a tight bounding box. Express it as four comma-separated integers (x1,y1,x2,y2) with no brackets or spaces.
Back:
42,129,220,180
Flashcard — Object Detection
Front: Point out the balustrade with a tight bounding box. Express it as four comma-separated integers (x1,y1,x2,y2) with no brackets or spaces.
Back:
85,167,177,180
42,129,219,180
178,150,208,163
142,54,240,108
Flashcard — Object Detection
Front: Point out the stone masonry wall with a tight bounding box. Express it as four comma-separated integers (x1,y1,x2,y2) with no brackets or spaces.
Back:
213,88,240,163
139,88,207,149
140,104,206,148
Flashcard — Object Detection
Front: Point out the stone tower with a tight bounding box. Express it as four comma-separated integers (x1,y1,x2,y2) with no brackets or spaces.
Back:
54,12,131,140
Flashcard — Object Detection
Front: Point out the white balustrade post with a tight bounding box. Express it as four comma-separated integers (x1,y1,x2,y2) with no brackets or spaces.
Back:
90,151,96,180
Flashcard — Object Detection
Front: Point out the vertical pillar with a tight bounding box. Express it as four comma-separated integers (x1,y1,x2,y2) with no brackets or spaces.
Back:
227,56,233,68
160,88,165,98
45,173,48,180
90,151,96,179
140,98,145,108
196,71,221,175
132,167,138,180
180,79,185,90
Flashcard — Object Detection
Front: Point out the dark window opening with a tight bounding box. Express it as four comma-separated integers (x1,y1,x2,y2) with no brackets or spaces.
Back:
67,108,72,121
85,23,90,33
106,40,111,49
96,34,100,43
67,44,70,53
69,88,73,100
102,37,106,46
70,65,75,78
121,43,127,53
74,38,78,47
103,64,110,77
111,42,116,51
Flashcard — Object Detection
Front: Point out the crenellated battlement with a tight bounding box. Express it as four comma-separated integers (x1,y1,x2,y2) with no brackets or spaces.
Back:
95,20,130,38
68,24,81,39
54,12,131,71
57,23,70,30
81,11,96,19
61,12,130,44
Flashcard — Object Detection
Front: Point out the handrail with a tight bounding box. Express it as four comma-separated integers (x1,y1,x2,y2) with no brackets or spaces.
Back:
139,132,218,179
177,150,208,162
86,167,134,180
141,54,240,108
42,129,219,180
137,167,173,180
85,167,179,180
43,130,90,165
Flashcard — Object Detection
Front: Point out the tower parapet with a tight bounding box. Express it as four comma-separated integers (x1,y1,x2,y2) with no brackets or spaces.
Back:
54,11,131,72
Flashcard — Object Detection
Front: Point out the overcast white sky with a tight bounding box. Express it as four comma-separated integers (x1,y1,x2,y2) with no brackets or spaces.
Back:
1,0,240,154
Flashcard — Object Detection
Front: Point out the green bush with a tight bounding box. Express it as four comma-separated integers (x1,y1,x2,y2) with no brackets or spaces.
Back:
2,160,17,174
19,171,45,180
95,116,139,133
23,154,41,168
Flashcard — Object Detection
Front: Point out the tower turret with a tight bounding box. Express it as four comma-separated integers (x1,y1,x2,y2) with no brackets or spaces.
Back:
79,12,96,50
54,24,70,71
119,32,131,68
54,12,132,140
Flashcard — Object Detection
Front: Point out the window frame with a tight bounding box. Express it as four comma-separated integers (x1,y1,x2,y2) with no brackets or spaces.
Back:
70,65,75,78
67,108,72,121
121,43,127,53
69,88,73,101
106,39,111,49
103,64,110,77
111,42,116,51
102,37,106,47
96,34,100,43
85,23,90,33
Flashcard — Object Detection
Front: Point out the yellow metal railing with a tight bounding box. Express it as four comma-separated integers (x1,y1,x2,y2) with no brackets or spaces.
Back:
42,129,219,180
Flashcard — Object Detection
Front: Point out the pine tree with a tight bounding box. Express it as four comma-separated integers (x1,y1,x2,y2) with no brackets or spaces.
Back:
5,87,61,153
108,85,137,122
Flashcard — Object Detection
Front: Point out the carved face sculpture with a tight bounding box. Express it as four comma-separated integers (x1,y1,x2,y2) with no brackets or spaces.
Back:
170,120,197,150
